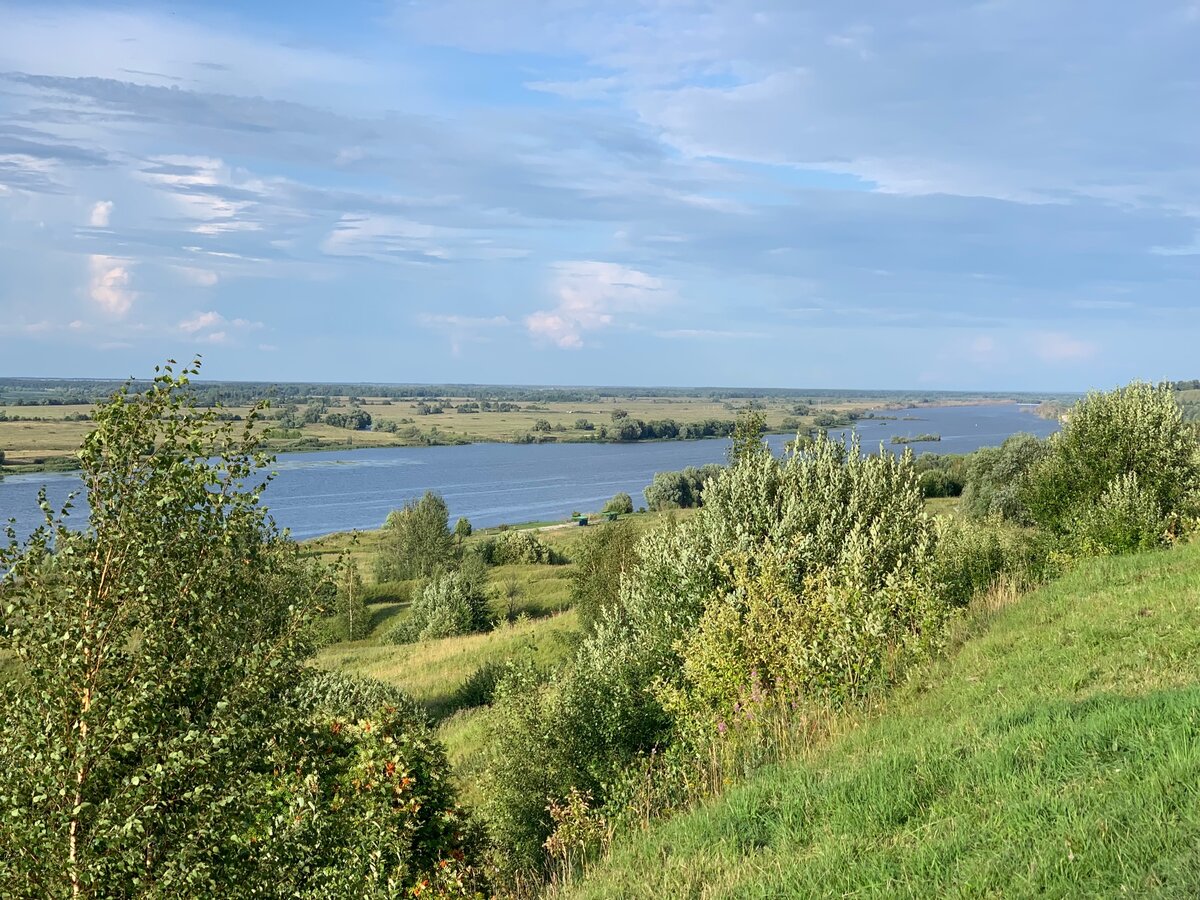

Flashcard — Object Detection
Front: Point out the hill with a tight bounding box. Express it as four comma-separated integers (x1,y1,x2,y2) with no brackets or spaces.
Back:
560,541,1200,898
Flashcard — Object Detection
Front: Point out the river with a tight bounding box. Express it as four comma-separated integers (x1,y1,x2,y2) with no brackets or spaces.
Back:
0,403,1059,541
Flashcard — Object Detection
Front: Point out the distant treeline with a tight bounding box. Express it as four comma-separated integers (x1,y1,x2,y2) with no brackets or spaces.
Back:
0,376,1072,408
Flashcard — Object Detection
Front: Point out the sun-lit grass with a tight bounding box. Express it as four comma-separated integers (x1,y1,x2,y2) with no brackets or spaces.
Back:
316,609,579,720
0,392,920,469
559,541,1200,898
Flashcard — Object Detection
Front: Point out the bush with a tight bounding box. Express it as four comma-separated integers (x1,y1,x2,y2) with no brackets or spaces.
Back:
286,672,485,896
386,570,492,644
643,464,723,510
1022,382,1200,551
571,521,641,632
961,433,1047,523
1070,472,1166,556
603,491,634,515
491,529,554,565
449,660,508,710
482,434,947,874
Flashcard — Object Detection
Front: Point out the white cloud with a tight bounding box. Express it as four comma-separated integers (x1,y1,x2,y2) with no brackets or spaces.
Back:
140,156,264,235
87,255,135,315
89,200,113,227
177,266,219,287
1029,331,1098,363
526,261,671,349
178,310,261,343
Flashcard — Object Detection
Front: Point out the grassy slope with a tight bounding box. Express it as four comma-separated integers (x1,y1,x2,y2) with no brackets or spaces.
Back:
563,542,1200,898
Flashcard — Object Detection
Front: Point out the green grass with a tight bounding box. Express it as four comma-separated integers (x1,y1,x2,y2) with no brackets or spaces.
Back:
315,609,579,721
560,541,1200,898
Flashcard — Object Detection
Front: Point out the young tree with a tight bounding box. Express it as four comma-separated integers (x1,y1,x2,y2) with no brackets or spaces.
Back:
728,408,768,464
454,516,473,544
0,363,483,897
375,491,455,581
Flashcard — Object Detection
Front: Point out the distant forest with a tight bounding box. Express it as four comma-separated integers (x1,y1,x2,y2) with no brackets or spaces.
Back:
0,376,1071,408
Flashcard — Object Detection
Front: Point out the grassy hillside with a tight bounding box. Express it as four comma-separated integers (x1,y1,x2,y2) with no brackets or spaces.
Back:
560,541,1200,898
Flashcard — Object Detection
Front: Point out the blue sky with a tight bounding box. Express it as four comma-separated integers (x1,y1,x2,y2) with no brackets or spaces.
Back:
1,1,1198,390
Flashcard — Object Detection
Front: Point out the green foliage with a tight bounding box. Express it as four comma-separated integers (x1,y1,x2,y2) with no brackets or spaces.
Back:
375,491,455,581
602,492,634,515
482,434,947,875
559,542,1200,900
961,432,1048,523
283,672,485,897
454,516,473,543
570,521,641,633
1069,472,1166,556
490,529,555,565
386,570,492,644
1021,382,1200,551
0,362,483,897
643,464,723,511
728,409,768,464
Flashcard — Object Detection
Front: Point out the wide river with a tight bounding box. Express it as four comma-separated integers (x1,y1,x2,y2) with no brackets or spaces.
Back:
0,403,1058,541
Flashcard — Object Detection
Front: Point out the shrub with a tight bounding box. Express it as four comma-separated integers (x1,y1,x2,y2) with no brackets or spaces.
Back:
386,570,492,644
570,521,641,632
450,660,508,710
961,433,1048,523
1070,472,1166,556
1022,382,1200,551
491,529,553,565
602,491,634,515
643,464,723,510
482,434,946,874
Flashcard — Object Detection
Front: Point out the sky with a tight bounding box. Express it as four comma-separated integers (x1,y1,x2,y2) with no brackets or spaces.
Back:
1,1,1198,391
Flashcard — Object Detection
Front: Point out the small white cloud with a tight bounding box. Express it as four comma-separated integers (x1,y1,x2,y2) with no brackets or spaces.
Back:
88,254,135,315
177,266,219,287
89,200,113,227
525,261,671,349
1029,331,1098,363
179,310,261,343
179,310,224,333
258,343,279,352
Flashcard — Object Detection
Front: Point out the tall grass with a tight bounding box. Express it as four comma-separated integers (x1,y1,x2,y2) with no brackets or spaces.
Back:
554,541,1200,898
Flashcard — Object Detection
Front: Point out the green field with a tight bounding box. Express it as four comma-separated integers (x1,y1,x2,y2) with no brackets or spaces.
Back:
557,541,1200,898
0,383,1061,471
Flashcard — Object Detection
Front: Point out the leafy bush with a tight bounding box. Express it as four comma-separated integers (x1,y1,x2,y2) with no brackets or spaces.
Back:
284,672,485,897
961,433,1048,523
386,570,492,644
643,464,723,510
603,491,634,515
449,660,509,710
571,520,641,632
491,529,554,565
482,434,948,874
1022,382,1200,551
1070,472,1166,556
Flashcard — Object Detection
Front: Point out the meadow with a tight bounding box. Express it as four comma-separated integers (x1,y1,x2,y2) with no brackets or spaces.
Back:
4,371,1197,898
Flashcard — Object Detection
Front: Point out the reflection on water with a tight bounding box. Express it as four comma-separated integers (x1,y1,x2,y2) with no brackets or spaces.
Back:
0,404,1059,541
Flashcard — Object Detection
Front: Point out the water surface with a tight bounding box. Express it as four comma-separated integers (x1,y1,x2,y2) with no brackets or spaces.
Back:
0,403,1058,541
